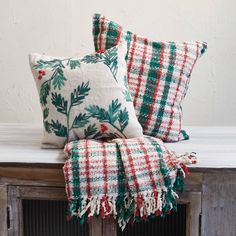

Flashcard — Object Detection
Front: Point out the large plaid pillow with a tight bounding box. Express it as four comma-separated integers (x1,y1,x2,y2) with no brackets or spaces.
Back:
93,14,207,142
29,43,143,148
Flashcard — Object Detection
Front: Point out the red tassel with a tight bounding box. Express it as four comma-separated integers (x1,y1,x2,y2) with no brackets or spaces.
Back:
180,163,189,176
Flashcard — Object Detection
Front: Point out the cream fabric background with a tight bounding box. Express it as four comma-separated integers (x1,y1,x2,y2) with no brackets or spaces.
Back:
0,0,235,125
29,44,143,148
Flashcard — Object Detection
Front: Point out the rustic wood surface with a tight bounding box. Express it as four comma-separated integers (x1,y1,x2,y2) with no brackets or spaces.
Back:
0,124,236,170
201,173,236,236
178,192,201,236
0,185,7,236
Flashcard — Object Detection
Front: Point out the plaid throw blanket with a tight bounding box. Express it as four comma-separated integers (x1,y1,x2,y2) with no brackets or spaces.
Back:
63,137,196,230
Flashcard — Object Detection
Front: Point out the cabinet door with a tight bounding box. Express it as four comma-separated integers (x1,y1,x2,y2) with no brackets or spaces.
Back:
7,186,88,236
7,186,202,236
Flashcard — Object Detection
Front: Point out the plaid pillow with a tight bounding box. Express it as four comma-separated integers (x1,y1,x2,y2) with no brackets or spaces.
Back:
93,14,207,142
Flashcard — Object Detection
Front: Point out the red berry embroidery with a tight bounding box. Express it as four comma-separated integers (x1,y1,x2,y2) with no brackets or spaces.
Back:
37,70,46,80
100,124,108,133
97,49,106,54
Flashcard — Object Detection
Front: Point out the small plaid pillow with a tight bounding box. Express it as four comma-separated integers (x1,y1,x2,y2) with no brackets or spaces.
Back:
93,14,207,142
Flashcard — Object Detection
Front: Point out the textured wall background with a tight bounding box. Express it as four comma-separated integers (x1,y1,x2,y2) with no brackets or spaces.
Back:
0,0,235,125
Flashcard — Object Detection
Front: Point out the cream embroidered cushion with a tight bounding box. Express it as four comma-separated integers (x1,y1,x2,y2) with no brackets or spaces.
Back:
29,44,143,148
93,14,207,142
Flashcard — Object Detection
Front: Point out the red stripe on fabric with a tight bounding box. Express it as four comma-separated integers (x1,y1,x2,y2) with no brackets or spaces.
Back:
122,139,140,193
102,142,108,195
138,138,157,192
133,38,149,108
178,109,182,140
127,34,137,84
98,16,106,51
115,25,122,45
143,42,165,132
164,43,188,140
63,161,71,197
85,140,91,198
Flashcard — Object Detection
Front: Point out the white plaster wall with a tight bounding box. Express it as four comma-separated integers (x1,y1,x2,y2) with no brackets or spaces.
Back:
0,0,235,125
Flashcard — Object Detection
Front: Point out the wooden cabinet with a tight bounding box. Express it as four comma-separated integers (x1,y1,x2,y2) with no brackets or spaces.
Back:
0,125,236,236
0,171,203,236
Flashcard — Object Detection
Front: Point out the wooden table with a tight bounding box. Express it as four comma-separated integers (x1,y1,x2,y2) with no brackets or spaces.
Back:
0,124,236,236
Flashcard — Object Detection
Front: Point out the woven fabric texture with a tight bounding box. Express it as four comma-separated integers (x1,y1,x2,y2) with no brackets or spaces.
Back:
63,137,196,229
93,14,207,142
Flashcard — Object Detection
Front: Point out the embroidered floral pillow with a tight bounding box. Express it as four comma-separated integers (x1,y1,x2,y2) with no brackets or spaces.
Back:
29,44,143,148
93,14,207,142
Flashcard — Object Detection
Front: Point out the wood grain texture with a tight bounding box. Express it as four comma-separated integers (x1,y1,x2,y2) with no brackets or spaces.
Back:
0,185,7,236
201,173,236,236
102,217,117,236
7,186,23,236
0,124,236,170
178,192,201,236
89,217,102,236
0,167,64,182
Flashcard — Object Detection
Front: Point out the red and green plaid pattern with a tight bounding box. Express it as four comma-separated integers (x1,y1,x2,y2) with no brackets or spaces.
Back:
63,139,127,222
63,137,196,229
93,14,207,142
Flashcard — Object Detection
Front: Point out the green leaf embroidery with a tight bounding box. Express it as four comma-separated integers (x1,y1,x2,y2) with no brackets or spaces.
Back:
86,105,109,122
85,99,128,138
81,47,118,82
81,54,103,64
40,81,50,105
51,93,68,115
51,120,68,137
67,59,80,70
123,90,132,102
108,99,121,123
43,107,49,119
52,68,67,90
44,121,52,133
35,58,81,106
118,108,129,132
123,75,132,102
84,124,98,137
72,113,89,129
71,82,90,106
102,47,118,79
33,59,63,70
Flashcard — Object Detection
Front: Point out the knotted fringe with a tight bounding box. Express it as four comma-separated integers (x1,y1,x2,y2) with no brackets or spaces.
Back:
67,195,118,223
65,152,196,230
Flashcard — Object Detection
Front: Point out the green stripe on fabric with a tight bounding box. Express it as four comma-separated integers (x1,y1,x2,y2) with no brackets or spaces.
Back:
138,42,162,127
125,31,133,61
179,129,189,141
93,14,101,51
152,42,177,136
105,21,119,49
70,151,82,218
115,143,132,222
200,42,207,55
147,137,178,213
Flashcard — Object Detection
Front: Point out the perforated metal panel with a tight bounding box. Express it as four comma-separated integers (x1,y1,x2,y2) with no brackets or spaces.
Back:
22,200,88,236
117,205,187,236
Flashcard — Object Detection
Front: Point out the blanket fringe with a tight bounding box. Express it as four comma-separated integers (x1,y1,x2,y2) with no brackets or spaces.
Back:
65,151,197,231
68,195,118,222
